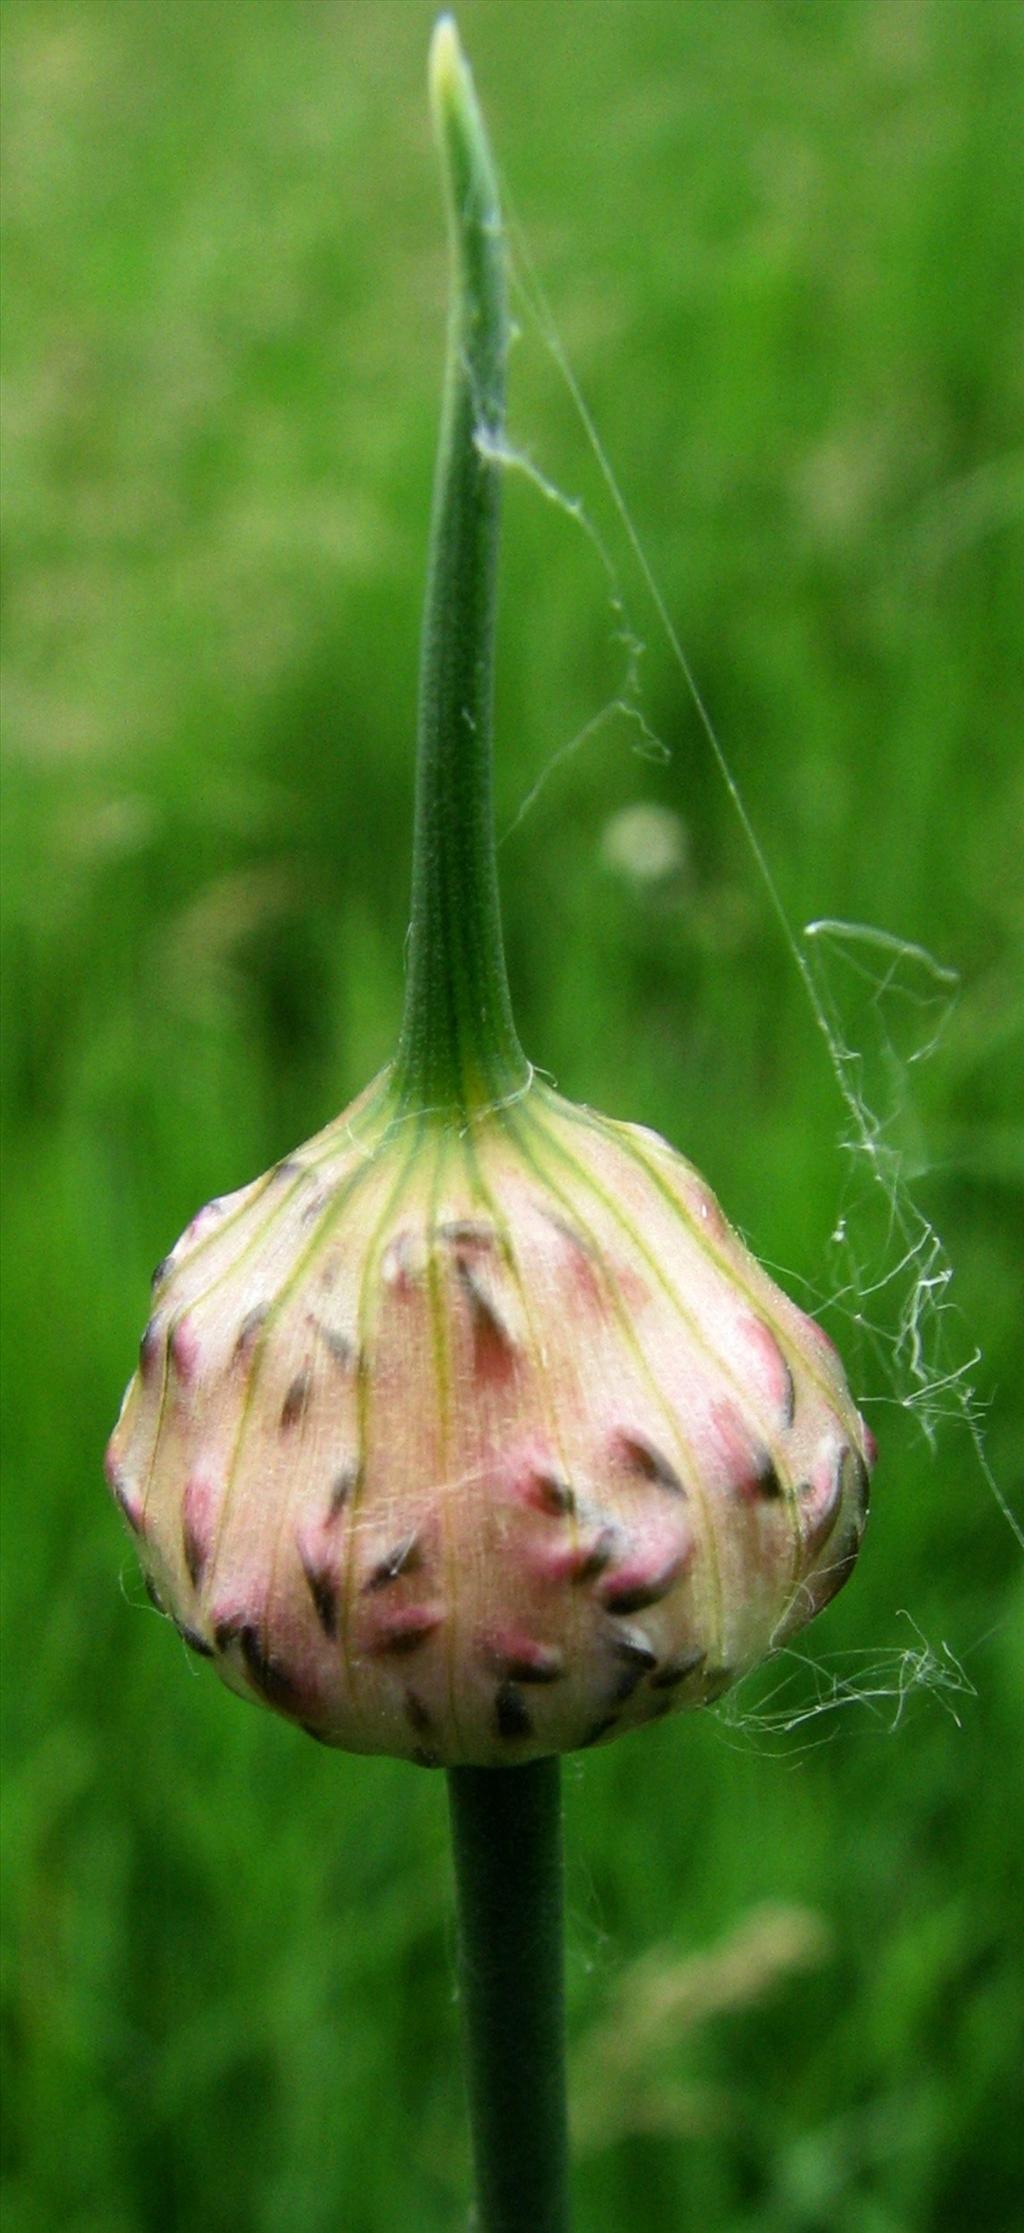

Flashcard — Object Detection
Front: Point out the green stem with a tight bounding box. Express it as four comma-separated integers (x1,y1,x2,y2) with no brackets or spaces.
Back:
392,15,530,1122
448,1760,570,2233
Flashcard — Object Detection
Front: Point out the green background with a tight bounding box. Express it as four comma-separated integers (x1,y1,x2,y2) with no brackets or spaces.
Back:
3,2,1022,2228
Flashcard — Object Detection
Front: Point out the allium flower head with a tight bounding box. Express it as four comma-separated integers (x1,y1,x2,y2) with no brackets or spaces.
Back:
106,1076,873,1765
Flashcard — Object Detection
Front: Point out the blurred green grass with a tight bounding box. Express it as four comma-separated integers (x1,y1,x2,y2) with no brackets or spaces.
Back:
3,2,1023,2228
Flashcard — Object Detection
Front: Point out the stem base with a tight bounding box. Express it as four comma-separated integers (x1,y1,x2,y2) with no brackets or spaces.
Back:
447,1759,570,2233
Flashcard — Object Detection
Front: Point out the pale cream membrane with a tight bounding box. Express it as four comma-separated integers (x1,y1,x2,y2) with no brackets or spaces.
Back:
106,1082,874,1768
